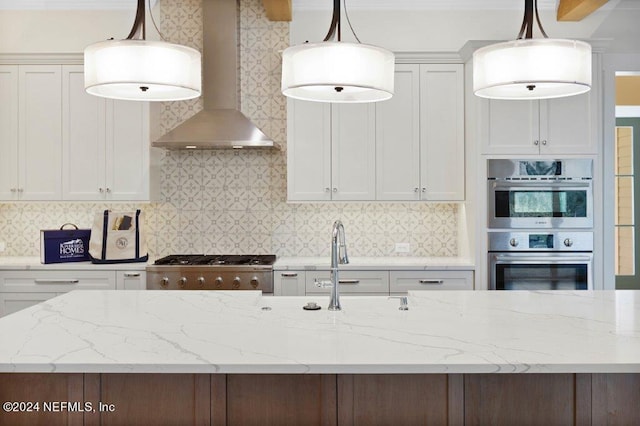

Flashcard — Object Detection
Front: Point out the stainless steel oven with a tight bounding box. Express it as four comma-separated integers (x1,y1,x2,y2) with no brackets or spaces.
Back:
488,159,593,229
489,231,593,290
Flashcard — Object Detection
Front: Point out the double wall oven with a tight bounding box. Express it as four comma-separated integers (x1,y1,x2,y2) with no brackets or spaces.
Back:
487,159,594,290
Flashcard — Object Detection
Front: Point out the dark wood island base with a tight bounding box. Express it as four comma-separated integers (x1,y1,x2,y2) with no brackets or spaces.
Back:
1,373,639,425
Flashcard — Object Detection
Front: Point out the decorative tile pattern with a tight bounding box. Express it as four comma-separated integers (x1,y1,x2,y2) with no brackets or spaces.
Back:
0,0,459,259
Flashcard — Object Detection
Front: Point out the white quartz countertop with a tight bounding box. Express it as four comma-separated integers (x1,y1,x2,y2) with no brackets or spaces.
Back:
273,256,475,270
1,290,639,374
0,256,149,270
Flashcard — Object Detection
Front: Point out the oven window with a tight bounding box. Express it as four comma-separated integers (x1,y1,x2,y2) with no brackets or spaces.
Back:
495,190,588,218
495,264,589,290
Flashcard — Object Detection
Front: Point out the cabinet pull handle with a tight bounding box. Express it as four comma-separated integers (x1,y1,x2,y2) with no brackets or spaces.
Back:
338,279,360,284
34,279,80,284
419,279,444,285
124,273,141,278
281,272,298,277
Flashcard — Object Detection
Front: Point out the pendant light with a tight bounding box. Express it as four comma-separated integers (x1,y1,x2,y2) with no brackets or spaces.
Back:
84,0,201,102
473,0,591,100
281,0,395,103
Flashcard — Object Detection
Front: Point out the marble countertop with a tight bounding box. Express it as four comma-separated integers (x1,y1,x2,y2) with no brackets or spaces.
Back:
0,256,149,270
274,256,475,270
1,290,639,374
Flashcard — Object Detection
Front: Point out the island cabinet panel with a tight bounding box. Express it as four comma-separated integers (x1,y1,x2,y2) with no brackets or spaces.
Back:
0,373,84,426
226,374,337,426
464,374,581,426
84,374,211,426
337,374,462,426
592,373,640,425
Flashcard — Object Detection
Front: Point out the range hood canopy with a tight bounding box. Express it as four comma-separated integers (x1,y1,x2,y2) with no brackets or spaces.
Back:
153,0,279,150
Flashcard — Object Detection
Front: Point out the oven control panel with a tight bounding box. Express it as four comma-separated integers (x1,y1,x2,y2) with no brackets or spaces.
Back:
489,231,593,252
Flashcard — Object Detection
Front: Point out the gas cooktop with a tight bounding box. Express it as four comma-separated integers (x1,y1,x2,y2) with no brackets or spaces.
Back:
153,254,277,266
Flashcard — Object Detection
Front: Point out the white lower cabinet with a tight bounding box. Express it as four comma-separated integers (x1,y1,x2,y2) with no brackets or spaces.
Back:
0,269,146,317
274,270,306,296
389,270,474,294
305,271,389,295
116,270,147,290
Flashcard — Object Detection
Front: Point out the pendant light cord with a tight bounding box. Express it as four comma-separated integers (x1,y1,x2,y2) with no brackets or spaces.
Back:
517,0,548,40
124,0,168,42
323,0,362,43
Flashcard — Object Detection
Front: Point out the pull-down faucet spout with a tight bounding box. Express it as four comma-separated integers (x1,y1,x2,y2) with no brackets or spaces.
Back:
328,220,349,311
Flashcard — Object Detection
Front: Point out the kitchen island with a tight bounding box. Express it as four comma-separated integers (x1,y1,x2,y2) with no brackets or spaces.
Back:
1,290,639,425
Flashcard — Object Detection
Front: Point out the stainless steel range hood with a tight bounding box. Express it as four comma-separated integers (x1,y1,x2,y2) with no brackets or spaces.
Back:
153,0,279,150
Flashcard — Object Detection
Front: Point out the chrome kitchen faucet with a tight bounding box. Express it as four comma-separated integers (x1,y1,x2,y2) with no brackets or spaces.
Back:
315,220,349,311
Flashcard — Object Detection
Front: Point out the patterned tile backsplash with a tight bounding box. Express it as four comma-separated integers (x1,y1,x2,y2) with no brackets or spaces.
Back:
0,0,459,259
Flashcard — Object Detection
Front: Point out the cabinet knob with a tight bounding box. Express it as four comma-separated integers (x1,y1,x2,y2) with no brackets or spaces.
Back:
414,187,419,193
17,188,23,193
10,188,16,193
332,187,337,192
99,188,104,193
541,140,547,146
421,188,426,193
534,140,539,146
324,187,330,192
106,188,111,193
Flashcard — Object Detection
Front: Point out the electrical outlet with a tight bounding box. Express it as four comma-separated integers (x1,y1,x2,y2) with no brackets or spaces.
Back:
394,243,410,253
0,242,5,252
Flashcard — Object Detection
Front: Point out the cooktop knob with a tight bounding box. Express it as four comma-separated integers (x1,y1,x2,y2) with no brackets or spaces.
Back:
564,238,573,247
215,277,223,288
197,276,205,287
179,277,187,287
160,277,169,287
233,276,241,289
509,238,519,247
250,276,259,288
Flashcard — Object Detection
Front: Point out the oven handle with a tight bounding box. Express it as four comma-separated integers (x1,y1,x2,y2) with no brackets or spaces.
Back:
491,180,591,189
493,254,592,263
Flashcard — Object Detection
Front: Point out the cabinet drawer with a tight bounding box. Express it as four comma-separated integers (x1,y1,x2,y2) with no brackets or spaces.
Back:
306,271,389,295
274,271,306,296
0,270,116,292
0,292,61,317
390,271,473,293
116,271,146,290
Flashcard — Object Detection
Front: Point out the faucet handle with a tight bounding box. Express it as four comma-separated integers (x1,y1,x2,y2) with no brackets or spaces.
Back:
388,296,409,310
315,279,333,289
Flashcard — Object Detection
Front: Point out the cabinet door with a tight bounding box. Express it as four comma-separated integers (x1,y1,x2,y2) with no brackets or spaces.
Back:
480,99,540,155
540,93,596,154
305,270,389,295
0,66,19,200
106,99,149,200
376,64,420,201
62,65,106,200
389,271,473,294
331,103,376,200
273,271,305,296
287,99,332,201
0,292,59,317
18,65,62,200
420,64,465,201
116,271,146,290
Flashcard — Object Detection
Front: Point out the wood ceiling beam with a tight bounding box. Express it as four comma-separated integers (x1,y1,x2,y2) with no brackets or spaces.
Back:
557,0,610,21
262,0,292,21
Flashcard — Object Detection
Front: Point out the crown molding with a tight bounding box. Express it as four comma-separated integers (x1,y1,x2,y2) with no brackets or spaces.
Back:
293,0,557,11
0,53,83,64
0,0,157,10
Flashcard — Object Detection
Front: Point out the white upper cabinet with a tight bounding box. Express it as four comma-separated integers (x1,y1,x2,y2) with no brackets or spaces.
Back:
331,104,376,201
287,100,376,201
375,64,465,201
480,55,598,156
0,66,63,201
287,100,331,201
376,64,421,201
288,62,465,202
0,66,19,200
63,65,150,201
419,64,465,201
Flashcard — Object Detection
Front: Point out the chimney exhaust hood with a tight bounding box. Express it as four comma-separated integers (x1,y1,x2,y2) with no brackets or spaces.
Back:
153,0,279,150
